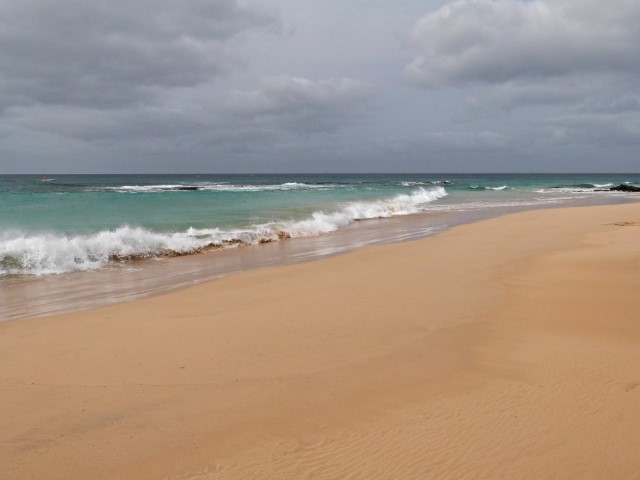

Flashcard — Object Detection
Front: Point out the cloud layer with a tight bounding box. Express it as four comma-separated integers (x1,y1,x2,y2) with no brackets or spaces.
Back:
0,0,638,173
405,0,640,158
0,0,274,108
0,1,374,172
406,0,640,87
226,77,371,132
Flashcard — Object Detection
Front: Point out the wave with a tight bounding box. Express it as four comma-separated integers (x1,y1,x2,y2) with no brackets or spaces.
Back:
549,183,615,190
0,187,447,276
466,184,509,191
539,183,621,193
100,182,338,193
106,184,201,192
401,180,451,187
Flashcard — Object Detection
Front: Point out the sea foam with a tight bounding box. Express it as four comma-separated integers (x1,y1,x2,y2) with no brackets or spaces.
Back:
0,187,447,276
102,182,335,193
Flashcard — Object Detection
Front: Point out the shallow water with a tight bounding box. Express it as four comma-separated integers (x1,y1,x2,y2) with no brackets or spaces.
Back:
1,188,636,322
2,173,639,276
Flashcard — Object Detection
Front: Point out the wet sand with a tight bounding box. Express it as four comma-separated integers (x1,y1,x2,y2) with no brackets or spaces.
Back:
2,202,640,479
1,195,627,323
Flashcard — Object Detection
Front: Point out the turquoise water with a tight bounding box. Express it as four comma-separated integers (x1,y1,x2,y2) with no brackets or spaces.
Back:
1,173,638,276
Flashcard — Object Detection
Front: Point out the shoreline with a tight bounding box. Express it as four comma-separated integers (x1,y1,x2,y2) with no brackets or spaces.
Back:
2,201,640,479
1,194,635,323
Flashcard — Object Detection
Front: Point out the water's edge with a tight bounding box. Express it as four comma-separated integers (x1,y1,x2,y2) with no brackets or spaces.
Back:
1,194,636,323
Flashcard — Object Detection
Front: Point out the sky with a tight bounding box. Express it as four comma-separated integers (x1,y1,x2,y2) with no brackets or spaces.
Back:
0,0,639,173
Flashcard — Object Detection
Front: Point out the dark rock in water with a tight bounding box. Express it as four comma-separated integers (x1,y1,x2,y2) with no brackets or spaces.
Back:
174,186,200,191
610,184,640,192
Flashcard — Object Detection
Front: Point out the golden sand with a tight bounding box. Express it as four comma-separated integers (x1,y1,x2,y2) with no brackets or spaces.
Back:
2,202,640,479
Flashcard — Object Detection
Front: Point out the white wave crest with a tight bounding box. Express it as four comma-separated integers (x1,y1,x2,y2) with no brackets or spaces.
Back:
1,187,447,276
485,185,509,190
401,180,451,187
536,186,617,194
109,184,187,192
283,186,447,237
0,227,215,276
103,182,334,193
201,182,332,192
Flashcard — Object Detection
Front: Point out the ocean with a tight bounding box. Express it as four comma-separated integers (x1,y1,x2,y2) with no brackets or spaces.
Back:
1,173,638,320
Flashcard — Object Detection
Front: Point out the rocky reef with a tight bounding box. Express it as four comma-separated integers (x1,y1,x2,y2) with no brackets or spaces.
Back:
610,184,640,192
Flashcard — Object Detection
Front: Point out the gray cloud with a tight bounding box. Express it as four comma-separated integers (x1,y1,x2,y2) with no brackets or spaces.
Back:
7,75,371,142
404,131,508,151
0,1,375,171
0,0,638,174
225,76,372,132
5,104,206,141
549,111,640,146
578,97,640,115
406,0,640,87
466,81,587,113
0,0,275,108
404,0,640,170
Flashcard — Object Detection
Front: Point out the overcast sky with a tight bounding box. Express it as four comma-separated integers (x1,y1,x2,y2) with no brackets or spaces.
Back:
1,0,639,173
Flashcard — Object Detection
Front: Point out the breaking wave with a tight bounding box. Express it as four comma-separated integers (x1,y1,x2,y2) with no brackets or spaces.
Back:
100,182,337,193
0,187,447,276
467,185,510,191
537,183,623,193
401,180,451,187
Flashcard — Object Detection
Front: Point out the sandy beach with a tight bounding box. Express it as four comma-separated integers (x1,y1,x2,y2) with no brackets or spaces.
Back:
2,202,640,480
